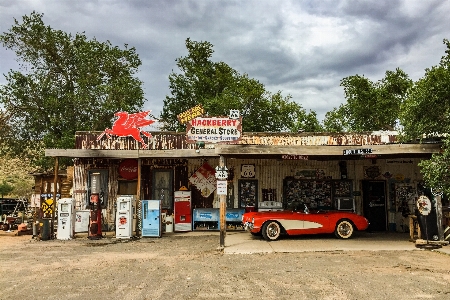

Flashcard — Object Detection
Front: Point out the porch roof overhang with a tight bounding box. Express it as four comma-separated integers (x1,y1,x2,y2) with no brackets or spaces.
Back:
45,143,442,159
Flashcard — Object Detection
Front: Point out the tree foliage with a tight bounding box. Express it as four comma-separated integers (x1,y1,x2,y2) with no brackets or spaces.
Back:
0,180,14,199
400,39,450,141
323,68,412,132
160,38,320,132
401,39,450,193
0,12,145,169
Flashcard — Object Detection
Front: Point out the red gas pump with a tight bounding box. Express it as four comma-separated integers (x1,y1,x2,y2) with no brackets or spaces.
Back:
88,173,103,239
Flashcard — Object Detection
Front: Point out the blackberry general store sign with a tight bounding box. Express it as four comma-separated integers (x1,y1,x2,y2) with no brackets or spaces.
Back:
186,117,242,143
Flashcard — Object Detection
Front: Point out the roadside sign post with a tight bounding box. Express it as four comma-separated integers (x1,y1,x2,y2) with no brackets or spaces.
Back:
216,157,227,248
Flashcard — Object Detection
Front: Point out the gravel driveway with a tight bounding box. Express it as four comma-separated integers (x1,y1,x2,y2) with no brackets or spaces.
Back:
1,231,450,300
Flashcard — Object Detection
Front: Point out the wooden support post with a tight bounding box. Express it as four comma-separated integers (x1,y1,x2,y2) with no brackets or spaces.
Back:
219,155,226,248
435,194,444,241
51,157,59,239
136,158,142,237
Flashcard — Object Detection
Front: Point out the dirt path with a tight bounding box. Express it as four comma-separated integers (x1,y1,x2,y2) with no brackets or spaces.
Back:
1,232,450,300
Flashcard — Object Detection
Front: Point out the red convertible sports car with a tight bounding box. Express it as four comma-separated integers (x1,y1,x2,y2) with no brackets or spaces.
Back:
242,205,369,241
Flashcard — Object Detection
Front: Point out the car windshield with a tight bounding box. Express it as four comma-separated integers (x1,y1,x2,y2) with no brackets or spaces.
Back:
288,200,309,213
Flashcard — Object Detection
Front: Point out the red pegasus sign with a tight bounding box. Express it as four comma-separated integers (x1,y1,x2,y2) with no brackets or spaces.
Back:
97,111,155,148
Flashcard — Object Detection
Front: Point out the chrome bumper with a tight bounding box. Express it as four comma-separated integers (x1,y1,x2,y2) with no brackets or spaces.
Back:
243,222,254,231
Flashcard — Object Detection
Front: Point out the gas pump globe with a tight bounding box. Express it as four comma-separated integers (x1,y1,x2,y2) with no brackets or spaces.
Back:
88,173,103,239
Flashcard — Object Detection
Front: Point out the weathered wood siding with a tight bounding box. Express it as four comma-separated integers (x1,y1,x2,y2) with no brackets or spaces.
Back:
76,131,399,150
186,157,424,218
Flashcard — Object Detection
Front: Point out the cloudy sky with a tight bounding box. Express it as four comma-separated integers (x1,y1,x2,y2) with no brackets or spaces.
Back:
1,0,449,124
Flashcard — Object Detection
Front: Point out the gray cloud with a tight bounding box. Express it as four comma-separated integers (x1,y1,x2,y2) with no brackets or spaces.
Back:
1,0,449,122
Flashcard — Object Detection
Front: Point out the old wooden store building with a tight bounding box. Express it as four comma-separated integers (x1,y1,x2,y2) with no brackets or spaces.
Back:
44,126,445,238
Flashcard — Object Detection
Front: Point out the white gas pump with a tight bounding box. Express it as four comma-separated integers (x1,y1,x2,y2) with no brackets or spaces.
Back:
116,195,134,239
56,198,76,240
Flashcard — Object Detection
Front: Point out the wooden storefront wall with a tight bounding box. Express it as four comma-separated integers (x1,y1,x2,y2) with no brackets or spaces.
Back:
70,156,424,229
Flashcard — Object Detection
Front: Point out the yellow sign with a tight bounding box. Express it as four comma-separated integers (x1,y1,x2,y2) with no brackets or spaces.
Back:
394,174,405,181
41,199,54,214
177,104,204,124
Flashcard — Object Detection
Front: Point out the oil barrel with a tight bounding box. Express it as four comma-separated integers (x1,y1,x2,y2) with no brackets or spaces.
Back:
41,219,50,240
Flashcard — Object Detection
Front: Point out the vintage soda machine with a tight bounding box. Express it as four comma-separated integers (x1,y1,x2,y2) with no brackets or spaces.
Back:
174,189,192,232
56,198,76,240
88,172,103,239
141,200,161,237
116,195,134,239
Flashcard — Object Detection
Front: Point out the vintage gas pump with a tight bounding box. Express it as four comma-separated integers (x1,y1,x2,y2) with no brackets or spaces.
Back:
56,198,76,240
88,173,103,239
116,195,134,239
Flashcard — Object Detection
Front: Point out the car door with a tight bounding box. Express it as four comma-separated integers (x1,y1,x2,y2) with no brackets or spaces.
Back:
287,211,329,235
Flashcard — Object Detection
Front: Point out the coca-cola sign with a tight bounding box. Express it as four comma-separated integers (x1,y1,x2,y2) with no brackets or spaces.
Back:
119,159,138,180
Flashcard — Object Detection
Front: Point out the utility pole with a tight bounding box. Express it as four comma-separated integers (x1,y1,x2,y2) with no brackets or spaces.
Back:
51,157,59,239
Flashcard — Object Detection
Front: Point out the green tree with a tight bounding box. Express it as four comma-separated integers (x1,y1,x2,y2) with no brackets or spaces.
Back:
0,111,11,148
0,12,145,169
0,180,14,199
323,68,412,132
322,106,346,132
400,39,450,193
160,38,320,132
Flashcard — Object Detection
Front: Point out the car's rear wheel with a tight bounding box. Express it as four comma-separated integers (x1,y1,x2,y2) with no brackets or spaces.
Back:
334,219,354,239
262,221,281,241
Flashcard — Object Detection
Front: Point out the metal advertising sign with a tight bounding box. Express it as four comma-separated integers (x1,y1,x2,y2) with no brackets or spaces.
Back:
417,195,431,216
97,111,155,148
229,110,240,119
282,154,309,160
343,148,372,155
186,117,242,143
216,180,227,195
119,159,138,180
189,162,217,197
177,104,205,124
215,166,228,180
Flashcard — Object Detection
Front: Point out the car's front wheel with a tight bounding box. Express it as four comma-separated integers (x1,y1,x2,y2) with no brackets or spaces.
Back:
262,221,281,241
334,219,354,239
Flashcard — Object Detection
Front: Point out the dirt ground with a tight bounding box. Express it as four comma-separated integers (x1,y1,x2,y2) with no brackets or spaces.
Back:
1,231,450,300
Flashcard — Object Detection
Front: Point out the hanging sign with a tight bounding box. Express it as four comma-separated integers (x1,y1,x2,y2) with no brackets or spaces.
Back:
119,159,138,180
186,117,242,144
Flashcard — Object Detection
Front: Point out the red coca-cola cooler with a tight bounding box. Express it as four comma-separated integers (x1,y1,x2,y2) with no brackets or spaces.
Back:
174,190,192,231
